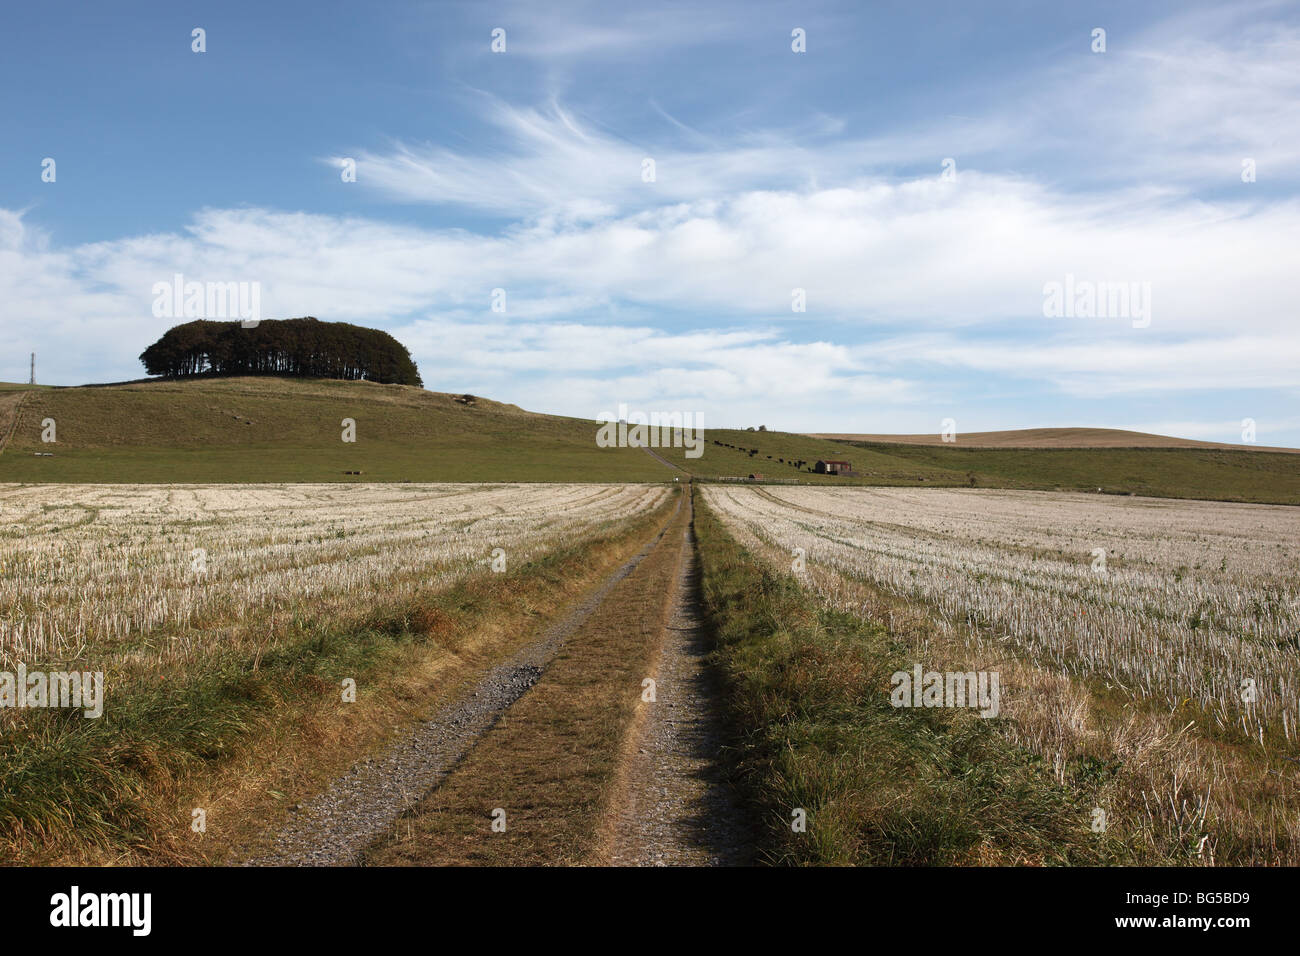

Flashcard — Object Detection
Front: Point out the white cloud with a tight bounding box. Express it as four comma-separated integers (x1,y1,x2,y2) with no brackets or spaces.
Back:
869,332,1300,397
1130,417,1300,445
1044,8,1300,185
3,171,1298,396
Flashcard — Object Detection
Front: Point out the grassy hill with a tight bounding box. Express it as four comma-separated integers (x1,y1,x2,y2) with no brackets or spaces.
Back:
650,428,968,484
833,440,1300,503
0,378,671,483
1,378,1297,502
649,428,1300,503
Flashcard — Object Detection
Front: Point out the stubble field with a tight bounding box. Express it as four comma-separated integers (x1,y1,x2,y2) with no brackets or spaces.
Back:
0,482,670,671
700,485,1300,863
0,481,674,861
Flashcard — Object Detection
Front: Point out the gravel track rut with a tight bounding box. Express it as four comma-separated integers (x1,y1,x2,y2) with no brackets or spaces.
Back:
239,499,681,867
605,497,752,866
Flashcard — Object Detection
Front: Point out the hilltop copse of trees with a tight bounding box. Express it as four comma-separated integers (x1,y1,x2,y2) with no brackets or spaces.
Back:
139,318,423,386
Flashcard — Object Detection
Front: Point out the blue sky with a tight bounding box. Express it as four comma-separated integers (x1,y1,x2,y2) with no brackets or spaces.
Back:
2,0,1298,443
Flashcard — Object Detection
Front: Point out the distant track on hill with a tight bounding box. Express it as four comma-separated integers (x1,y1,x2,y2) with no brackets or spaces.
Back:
640,445,688,473
0,390,31,456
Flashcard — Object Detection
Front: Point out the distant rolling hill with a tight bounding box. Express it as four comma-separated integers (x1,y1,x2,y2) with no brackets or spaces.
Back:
0,377,673,483
1,379,1297,502
807,426,1299,453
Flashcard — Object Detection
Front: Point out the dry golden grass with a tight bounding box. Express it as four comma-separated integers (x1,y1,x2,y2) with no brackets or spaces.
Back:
691,497,1112,865
366,495,691,867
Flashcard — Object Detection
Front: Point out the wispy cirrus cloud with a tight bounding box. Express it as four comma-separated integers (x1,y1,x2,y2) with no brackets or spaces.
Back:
352,12,1300,216
332,98,873,216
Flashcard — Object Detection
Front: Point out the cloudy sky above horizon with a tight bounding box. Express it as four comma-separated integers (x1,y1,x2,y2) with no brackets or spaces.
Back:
3,0,1298,443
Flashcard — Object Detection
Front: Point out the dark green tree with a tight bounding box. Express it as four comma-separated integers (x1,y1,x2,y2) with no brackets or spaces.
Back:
140,317,423,386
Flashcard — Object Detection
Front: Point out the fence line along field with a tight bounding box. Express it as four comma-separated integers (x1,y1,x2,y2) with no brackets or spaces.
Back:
701,484,1300,862
0,483,670,671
